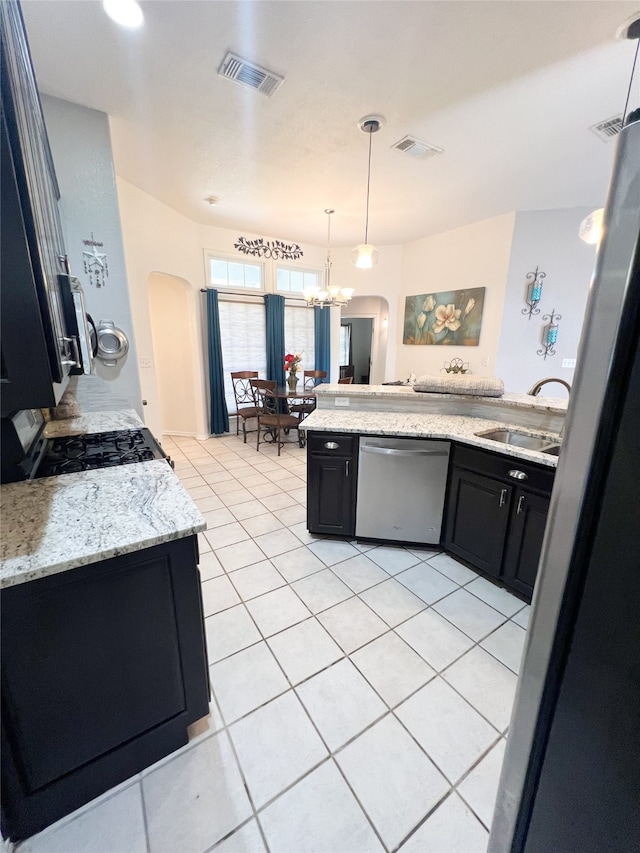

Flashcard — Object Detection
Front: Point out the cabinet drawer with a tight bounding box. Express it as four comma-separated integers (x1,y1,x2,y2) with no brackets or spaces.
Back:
307,432,357,456
453,443,555,496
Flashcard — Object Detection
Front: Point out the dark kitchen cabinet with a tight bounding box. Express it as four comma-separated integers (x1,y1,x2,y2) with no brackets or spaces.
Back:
444,444,554,601
307,432,358,536
1,535,210,842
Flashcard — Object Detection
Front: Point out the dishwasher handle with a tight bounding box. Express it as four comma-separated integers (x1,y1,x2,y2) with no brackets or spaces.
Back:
360,444,449,458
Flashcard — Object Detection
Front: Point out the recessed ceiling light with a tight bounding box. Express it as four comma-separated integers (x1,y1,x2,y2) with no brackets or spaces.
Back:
205,196,220,206
102,0,144,29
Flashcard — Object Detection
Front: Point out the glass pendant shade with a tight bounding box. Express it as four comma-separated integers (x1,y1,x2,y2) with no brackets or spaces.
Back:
352,243,379,269
103,0,144,27
579,208,604,245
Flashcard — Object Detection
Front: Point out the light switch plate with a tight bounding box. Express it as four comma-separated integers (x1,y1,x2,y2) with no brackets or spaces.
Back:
335,397,350,407
139,357,153,369
561,358,576,368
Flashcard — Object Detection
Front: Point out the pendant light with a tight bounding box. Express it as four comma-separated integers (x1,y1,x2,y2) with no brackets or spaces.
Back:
305,210,355,308
352,115,384,269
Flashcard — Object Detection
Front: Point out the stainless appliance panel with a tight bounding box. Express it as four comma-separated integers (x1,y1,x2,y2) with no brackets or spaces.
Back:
356,436,450,544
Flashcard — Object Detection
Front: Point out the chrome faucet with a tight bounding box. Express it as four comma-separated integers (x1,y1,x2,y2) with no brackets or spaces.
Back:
527,377,572,397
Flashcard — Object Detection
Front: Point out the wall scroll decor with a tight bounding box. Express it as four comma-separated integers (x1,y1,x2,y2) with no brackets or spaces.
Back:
403,288,485,346
82,233,109,288
522,266,546,319
234,237,303,260
538,309,562,359
441,358,470,374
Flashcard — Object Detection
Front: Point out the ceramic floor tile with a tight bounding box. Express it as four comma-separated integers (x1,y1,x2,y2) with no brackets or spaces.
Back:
235,471,270,486
227,560,285,600
442,646,518,731
271,545,326,582
396,609,474,672
201,507,237,531
458,739,506,828
240,512,284,538
220,488,256,508
229,499,270,521
212,820,266,853
198,550,224,580
359,578,427,627
272,503,308,526
296,659,386,750
267,617,343,685
201,574,241,616
317,597,388,654
18,784,146,853
205,604,261,663
288,520,321,545
396,678,499,783
245,586,311,637
512,605,531,629
292,569,353,613
260,760,383,853
336,714,449,851
208,477,244,495
143,731,252,853
186,697,225,744
465,576,526,617
365,546,422,575
203,470,236,485
215,539,266,573
186,484,214,500
204,521,250,551
400,792,488,852
253,528,301,558
426,552,478,585
307,538,360,566
330,553,390,592
210,642,289,723
433,588,506,641
351,632,436,707
259,492,298,511
352,540,376,552
229,692,328,809
480,620,527,674
197,532,212,554
396,562,459,604
194,494,225,513
247,482,284,499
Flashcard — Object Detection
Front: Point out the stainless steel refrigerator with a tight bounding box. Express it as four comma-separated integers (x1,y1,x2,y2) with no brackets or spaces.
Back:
489,107,640,852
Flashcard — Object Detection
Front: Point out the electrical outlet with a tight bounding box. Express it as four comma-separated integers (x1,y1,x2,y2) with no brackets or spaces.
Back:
335,397,350,407
481,356,489,367
139,357,153,369
561,358,576,368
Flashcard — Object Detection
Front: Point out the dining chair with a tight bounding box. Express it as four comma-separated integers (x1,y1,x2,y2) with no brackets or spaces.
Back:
231,371,260,442
289,369,327,422
338,377,354,384
250,379,303,456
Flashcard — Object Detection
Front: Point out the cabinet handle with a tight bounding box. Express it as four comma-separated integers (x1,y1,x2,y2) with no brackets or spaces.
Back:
508,469,528,481
345,459,350,478
517,495,525,514
324,441,339,450
499,488,507,507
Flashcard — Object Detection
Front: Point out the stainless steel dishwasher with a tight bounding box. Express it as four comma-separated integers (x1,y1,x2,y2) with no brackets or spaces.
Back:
355,437,450,544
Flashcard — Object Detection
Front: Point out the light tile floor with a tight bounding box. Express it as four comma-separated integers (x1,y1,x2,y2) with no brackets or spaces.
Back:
16,431,532,853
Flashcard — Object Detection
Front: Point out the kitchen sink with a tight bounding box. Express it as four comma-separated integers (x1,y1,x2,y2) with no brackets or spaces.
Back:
476,428,562,454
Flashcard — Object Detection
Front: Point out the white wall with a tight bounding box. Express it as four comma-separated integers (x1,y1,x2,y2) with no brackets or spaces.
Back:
495,208,597,395
42,96,142,415
397,213,516,381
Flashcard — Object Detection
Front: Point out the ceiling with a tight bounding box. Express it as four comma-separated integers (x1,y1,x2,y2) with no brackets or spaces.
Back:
21,1,639,246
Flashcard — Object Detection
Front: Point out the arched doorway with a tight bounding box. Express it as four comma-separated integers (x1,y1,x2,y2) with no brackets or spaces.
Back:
341,295,390,384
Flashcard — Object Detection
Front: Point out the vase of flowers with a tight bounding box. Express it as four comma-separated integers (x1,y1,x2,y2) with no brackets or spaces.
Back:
284,352,302,391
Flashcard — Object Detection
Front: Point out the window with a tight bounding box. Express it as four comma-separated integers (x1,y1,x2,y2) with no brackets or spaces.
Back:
218,301,267,413
277,266,320,294
340,323,352,365
208,256,263,291
285,305,315,370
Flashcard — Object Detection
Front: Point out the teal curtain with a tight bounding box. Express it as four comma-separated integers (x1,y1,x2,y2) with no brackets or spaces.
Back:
265,294,286,386
314,306,330,380
206,289,229,435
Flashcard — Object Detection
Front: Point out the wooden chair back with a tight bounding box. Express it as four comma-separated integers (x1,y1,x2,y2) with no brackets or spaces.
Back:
303,370,327,391
249,378,277,414
338,377,354,384
231,371,259,409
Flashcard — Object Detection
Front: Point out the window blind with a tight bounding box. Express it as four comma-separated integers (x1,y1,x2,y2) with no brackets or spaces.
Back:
218,301,267,413
285,305,315,371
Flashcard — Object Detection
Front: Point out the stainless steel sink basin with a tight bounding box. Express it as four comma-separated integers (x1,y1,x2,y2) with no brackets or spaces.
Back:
476,428,562,455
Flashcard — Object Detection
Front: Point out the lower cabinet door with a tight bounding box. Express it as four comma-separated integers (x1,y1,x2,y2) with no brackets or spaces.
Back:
502,488,550,600
444,468,512,577
307,454,356,536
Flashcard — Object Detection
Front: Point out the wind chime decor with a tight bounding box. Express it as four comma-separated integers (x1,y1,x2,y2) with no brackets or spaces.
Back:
234,236,303,260
82,233,109,288
304,209,355,308
522,266,546,318
538,309,562,359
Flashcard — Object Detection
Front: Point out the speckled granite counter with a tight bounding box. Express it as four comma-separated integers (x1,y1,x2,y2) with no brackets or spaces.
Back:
0,412,205,588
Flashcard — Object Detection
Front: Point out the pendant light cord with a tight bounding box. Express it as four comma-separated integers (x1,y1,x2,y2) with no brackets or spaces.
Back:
622,38,640,124
364,127,373,244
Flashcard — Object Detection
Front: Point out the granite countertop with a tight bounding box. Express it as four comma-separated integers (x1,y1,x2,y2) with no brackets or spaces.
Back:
0,411,205,589
300,409,560,468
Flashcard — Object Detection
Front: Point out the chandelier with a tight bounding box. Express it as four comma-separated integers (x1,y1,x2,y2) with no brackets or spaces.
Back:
304,209,355,308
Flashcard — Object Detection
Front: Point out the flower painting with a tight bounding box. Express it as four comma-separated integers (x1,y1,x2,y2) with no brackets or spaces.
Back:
403,288,485,346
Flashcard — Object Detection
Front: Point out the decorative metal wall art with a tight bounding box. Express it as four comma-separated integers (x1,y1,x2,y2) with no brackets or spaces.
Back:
538,309,562,359
403,288,485,346
82,233,109,288
522,266,546,319
234,237,303,260
441,358,470,374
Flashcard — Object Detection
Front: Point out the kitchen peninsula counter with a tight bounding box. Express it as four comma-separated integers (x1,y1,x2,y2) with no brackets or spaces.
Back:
0,410,205,588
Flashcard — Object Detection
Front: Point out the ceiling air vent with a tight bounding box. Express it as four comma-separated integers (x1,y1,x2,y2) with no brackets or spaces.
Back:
392,135,443,159
589,114,623,142
218,51,283,97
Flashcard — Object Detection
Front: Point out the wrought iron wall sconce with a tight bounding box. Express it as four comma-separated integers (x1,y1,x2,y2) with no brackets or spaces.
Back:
522,267,546,318
538,309,562,359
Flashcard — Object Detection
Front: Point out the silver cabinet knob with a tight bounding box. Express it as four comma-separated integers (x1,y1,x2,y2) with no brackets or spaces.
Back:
508,469,528,480
324,441,339,450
